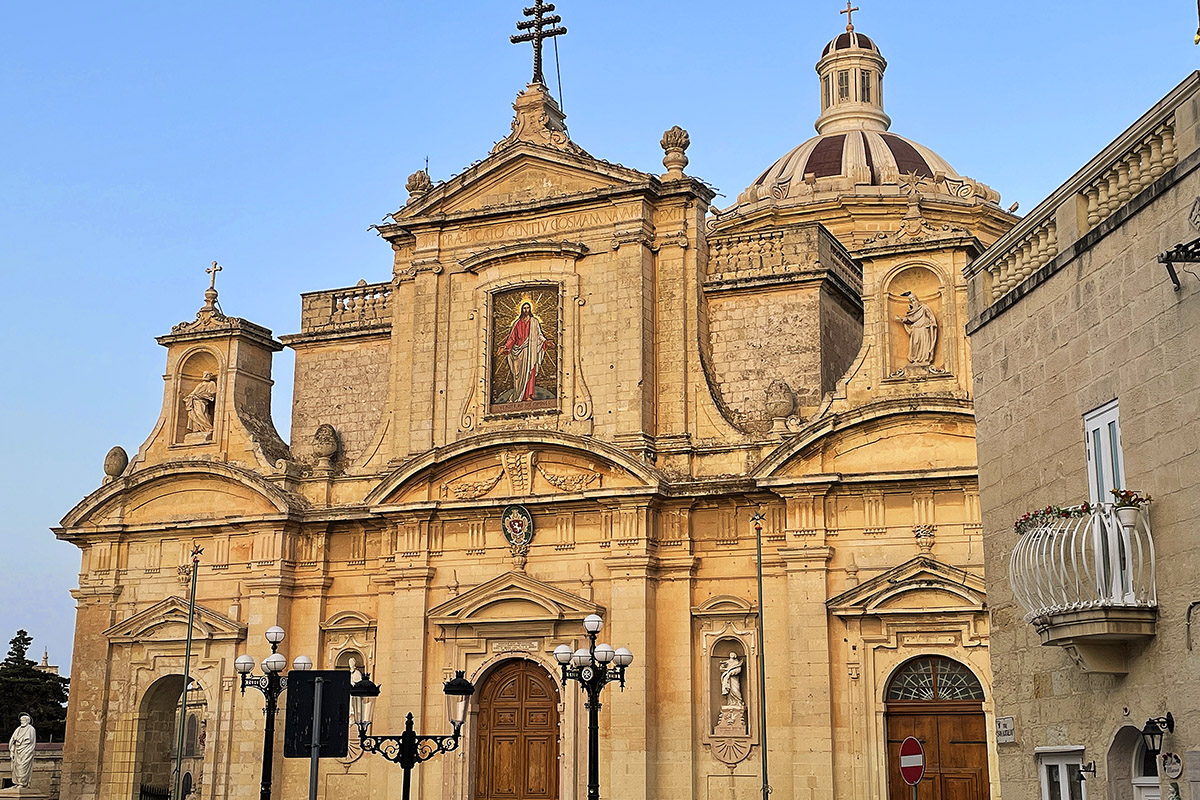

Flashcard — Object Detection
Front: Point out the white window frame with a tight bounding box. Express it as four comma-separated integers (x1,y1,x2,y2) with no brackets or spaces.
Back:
1084,399,1125,505
1036,748,1088,800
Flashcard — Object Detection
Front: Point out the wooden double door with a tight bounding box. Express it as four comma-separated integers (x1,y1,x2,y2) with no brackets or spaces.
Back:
475,660,560,800
886,705,990,800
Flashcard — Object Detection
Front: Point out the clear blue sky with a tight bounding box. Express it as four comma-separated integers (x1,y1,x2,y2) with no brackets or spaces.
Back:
1,1,1196,675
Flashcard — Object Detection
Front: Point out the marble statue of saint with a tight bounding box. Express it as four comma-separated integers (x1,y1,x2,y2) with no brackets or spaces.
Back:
347,658,364,724
498,303,554,403
896,293,938,367
184,372,218,433
719,652,744,708
8,714,36,788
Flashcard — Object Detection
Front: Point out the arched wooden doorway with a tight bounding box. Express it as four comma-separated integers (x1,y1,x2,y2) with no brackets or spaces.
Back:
885,656,989,800
475,660,559,800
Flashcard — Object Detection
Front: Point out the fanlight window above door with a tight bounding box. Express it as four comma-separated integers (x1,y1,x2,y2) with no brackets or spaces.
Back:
886,657,985,702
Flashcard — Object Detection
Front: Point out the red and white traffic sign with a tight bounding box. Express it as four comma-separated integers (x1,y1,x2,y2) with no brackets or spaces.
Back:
899,736,925,786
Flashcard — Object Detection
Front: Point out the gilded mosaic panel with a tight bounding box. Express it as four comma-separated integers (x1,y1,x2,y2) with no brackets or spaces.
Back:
490,285,559,412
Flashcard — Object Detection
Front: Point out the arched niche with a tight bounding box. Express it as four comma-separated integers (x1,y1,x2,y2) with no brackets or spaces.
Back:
133,675,209,799
175,350,220,444
709,638,749,734
882,264,948,379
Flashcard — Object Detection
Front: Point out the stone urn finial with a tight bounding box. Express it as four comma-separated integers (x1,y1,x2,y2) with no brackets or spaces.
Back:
312,424,340,472
660,126,691,178
406,169,433,202
103,446,129,483
765,380,796,420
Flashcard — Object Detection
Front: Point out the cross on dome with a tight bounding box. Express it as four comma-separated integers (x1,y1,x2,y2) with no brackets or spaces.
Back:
841,1,860,32
510,1,567,85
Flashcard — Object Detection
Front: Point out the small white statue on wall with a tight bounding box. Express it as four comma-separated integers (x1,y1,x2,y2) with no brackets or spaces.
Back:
896,292,938,368
183,372,218,435
8,713,36,788
719,652,744,708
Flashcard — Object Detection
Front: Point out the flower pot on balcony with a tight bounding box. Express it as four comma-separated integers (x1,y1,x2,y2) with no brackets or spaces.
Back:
1115,505,1140,528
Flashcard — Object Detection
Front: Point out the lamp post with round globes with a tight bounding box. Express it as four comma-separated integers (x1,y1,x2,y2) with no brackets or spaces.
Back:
233,626,313,800
554,613,634,800
348,671,475,800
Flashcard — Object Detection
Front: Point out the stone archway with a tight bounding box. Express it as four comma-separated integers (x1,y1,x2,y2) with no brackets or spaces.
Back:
132,675,208,800
1109,725,1161,800
474,660,560,800
884,656,989,800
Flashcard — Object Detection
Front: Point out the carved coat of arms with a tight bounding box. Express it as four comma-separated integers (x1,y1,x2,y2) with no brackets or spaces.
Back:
501,505,535,547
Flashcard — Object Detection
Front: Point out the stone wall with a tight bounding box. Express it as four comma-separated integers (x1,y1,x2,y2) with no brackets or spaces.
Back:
288,335,391,469
968,74,1200,800
1,743,63,798
703,224,863,420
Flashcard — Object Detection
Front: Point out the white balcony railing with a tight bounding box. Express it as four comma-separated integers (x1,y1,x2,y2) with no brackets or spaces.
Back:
1009,504,1156,622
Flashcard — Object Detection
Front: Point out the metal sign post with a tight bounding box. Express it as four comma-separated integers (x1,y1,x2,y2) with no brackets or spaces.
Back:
899,736,925,799
308,677,324,800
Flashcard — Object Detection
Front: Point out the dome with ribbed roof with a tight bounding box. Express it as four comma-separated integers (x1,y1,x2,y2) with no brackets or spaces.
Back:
821,30,878,56
739,130,962,204
736,20,997,208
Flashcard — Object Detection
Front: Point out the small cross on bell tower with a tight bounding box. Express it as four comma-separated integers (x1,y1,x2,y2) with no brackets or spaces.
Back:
203,261,223,314
841,0,860,31
511,1,567,85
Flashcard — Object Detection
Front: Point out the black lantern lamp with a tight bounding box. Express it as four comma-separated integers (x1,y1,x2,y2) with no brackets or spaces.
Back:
444,671,476,733
349,675,380,738
1141,712,1174,757
351,670,475,800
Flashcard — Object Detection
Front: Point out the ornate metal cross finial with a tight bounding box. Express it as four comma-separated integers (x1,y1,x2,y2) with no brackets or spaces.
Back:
206,261,223,290
841,0,860,31
510,1,567,85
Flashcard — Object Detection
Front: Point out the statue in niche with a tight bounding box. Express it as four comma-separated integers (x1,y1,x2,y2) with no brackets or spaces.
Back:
491,287,559,409
8,713,36,788
896,292,938,367
713,648,748,737
720,651,744,708
183,371,218,435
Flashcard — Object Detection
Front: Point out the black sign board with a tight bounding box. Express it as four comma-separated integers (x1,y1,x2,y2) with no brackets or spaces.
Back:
283,670,350,759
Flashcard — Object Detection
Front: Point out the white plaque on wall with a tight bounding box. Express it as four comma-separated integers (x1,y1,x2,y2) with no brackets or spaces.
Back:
995,715,1016,744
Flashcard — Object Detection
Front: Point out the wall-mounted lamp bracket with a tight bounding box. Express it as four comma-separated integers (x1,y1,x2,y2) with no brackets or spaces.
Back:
1158,236,1200,291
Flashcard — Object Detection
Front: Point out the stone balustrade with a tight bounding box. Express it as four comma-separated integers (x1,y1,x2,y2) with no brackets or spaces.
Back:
1081,119,1177,230
706,224,861,296
967,75,1197,317
298,280,392,334
987,217,1059,300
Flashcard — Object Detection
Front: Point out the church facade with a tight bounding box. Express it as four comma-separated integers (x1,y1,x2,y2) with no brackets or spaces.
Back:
56,16,1017,800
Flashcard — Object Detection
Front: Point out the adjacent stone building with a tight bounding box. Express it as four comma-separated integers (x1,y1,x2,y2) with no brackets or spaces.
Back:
56,15,1018,800
966,73,1200,800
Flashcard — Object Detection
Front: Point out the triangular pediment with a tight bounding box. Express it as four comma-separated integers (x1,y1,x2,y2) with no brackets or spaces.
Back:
104,596,247,644
429,570,601,628
398,146,651,220
827,556,986,617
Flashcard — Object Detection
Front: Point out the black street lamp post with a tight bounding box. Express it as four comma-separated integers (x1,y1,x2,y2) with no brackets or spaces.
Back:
234,626,313,800
553,613,634,800
350,671,475,800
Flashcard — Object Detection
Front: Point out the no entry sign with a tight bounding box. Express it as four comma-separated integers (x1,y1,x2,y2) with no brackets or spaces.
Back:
899,736,925,786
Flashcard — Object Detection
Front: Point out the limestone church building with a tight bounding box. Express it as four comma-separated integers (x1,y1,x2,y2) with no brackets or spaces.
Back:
56,14,1018,800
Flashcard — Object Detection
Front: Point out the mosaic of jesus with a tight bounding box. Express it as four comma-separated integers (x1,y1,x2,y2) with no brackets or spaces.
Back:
490,287,559,409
